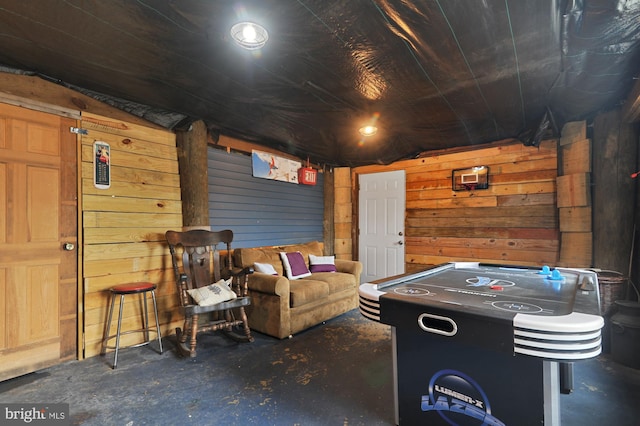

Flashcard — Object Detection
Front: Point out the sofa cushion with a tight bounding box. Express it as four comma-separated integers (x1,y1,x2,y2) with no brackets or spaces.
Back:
289,279,329,307
234,241,324,276
309,272,356,293
284,241,323,258
236,247,284,275
280,251,312,280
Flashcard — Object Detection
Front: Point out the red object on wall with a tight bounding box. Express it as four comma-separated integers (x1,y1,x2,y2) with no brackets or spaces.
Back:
298,167,317,185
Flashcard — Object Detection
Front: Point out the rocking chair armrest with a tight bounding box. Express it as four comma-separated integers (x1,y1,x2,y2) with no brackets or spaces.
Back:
225,266,253,297
228,266,254,277
221,266,253,280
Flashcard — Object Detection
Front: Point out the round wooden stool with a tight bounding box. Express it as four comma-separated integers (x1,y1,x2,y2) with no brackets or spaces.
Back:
101,282,163,369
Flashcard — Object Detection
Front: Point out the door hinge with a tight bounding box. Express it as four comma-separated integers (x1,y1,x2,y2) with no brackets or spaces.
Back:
69,126,88,135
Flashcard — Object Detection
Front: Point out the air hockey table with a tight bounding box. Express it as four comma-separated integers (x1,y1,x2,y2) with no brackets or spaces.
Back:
359,262,603,426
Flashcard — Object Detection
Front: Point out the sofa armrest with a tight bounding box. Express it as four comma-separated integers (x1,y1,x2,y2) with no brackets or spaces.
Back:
335,259,363,283
247,272,290,296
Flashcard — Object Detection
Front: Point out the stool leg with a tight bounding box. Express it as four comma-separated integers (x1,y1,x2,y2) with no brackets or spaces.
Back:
113,294,125,369
142,291,150,343
151,289,163,354
101,293,117,356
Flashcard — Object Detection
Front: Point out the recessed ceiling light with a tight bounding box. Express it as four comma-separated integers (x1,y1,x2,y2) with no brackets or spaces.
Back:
359,125,378,136
230,21,269,50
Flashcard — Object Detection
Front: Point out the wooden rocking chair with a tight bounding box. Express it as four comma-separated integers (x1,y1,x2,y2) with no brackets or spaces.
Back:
165,229,254,357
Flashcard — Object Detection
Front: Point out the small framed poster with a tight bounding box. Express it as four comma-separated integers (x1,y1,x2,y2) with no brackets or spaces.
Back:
251,150,301,184
93,141,111,189
452,166,489,191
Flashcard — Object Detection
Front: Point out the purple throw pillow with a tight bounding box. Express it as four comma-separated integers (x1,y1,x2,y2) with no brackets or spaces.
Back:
310,263,337,273
280,251,312,280
309,254,337,273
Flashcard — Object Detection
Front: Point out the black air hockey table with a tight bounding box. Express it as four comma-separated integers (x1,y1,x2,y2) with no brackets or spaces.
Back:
359,262,603,426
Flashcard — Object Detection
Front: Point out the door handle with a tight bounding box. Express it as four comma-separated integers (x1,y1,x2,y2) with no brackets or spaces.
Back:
397,241,403,245
63,243,75,251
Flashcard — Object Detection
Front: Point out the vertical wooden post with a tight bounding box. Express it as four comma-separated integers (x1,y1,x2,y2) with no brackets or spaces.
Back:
176,120,209,227
323,169,335,256
592,109,638,275
334,167,353,260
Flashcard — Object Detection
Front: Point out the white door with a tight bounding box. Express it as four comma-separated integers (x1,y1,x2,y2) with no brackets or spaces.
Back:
358,170,405,282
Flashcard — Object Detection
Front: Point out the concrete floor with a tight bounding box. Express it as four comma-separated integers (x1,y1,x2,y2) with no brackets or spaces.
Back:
1,309,639,425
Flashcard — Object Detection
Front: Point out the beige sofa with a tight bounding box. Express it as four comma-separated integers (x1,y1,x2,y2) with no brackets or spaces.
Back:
233,241,362,339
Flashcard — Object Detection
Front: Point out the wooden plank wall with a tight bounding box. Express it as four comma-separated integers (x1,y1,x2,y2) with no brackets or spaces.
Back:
354,139,559,271
557,121,593,267
81,112,183,358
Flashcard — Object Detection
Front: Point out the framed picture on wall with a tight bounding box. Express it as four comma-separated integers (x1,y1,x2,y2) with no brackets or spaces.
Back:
93,141,111,189
251,150,301,184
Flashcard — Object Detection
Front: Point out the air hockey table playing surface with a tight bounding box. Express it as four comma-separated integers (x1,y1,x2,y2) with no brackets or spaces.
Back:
359,262,604,425
382,263,582,315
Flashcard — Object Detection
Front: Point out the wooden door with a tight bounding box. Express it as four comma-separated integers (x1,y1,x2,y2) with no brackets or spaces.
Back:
0,102,78,381
358,170,406,282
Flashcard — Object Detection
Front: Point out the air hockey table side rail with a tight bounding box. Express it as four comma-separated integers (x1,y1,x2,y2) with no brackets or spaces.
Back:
359,262,604,361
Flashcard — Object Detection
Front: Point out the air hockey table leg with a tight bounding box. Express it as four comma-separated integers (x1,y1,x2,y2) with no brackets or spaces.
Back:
392,329,399,425
543,360,560,426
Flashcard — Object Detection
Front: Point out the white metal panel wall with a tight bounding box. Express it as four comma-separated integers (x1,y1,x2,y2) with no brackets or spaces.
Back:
208,147,324,248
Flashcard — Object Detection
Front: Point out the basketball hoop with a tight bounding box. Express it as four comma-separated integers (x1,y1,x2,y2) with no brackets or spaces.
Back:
463,183,477,191
452,166,489,191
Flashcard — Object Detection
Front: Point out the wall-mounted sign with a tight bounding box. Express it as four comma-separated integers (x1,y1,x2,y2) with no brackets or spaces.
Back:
298,167,317,185
452,166,489,191
93,141,111,189
252,150,301,184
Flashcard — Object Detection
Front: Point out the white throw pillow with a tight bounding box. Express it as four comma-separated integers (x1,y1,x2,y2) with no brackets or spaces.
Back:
254,262,278,275
187,278,237,306
309,254,337,273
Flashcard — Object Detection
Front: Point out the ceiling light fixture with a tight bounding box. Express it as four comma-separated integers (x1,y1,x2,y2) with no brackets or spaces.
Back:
359,112,381,138
230,21,269,50
359,125,378,137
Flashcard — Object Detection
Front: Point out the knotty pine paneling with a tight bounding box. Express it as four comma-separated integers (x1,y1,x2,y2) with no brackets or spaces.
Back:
355,139,559,269
80,112,183,357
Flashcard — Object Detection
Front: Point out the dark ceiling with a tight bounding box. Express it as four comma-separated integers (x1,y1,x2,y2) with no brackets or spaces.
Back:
0,0,639,166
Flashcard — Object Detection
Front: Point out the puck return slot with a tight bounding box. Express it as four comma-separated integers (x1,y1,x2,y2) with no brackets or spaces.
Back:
418,313,458,336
